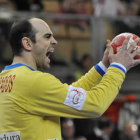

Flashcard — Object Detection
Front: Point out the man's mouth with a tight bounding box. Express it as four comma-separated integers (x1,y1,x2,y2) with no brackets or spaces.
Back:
46,48,54,59
46,52,51,58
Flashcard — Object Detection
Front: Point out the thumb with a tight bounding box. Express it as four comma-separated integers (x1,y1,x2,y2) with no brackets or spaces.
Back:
132,59,140,67
107,44,114,55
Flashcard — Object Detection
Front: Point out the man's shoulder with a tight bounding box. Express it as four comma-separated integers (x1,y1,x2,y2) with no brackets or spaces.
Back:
1,67,54,81
20,69,54,81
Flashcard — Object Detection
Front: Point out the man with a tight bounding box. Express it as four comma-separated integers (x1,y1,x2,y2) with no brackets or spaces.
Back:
0,17,140,140
61,119,75,140
87,117,114,140
119,121,140,140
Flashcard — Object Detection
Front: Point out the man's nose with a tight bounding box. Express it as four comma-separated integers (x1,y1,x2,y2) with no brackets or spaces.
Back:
51,37,58,46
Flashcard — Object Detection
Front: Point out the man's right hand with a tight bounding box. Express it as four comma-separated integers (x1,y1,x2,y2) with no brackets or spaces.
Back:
107,35,140,71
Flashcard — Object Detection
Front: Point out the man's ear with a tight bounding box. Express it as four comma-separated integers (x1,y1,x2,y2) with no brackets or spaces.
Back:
22,37,33,51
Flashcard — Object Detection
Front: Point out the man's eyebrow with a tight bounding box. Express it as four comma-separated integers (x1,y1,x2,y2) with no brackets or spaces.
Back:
43,33,52,38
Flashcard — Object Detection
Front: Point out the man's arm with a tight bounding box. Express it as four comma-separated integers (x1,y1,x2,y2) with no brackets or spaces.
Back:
18,35,140,118
71,62,106,90
26,65,124,118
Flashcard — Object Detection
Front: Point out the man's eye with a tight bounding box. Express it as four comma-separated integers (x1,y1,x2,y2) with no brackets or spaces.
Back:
46,36,50,39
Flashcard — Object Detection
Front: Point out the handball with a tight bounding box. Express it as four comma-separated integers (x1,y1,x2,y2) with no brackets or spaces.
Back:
111,32,140,59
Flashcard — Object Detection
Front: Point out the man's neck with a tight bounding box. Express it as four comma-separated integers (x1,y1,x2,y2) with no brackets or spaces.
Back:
12,56,37,71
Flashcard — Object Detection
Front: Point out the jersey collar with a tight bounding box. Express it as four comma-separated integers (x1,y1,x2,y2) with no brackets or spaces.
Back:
3,63,35,71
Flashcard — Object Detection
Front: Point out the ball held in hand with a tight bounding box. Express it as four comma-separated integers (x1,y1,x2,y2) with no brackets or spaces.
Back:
111,32,140,59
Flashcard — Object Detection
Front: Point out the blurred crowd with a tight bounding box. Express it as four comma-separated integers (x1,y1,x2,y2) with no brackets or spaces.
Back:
1,0,140,16
1,0,140,44
1,0,140,43
61,112,140,140
0,0,139,15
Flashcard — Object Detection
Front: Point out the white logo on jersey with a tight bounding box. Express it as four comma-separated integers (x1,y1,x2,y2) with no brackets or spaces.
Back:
69,89,84,104
0,131,21,140
64,85,86,110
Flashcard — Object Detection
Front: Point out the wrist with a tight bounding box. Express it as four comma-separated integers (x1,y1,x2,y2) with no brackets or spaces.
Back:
109,62,127,74
102,60,110,68
99,61,107,72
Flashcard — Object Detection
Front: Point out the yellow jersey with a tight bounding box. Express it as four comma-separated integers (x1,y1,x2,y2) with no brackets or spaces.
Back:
0,63,125,140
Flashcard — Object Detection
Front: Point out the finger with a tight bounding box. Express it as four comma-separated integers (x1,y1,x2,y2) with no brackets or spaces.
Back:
107,44,114,54
128,38,140,53
107,39,111,44
131,48,140,58
104,47,109,55
121,35,131,51
106,40,111,48
132,59,140,67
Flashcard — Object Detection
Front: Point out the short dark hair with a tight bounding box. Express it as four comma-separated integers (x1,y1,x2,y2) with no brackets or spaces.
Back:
81,54,92,62
9,18,37,56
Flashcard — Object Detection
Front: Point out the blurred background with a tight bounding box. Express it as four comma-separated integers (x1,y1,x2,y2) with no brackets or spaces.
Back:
1,0,140,139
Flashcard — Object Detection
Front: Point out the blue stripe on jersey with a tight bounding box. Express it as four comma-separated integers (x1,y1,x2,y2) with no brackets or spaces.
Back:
95,64,105,76
109,64,126,74
3,63,35,71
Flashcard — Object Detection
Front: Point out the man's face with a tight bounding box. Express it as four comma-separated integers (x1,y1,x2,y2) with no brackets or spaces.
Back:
62,120,75,139
30,18,57,69
123,122,134,137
